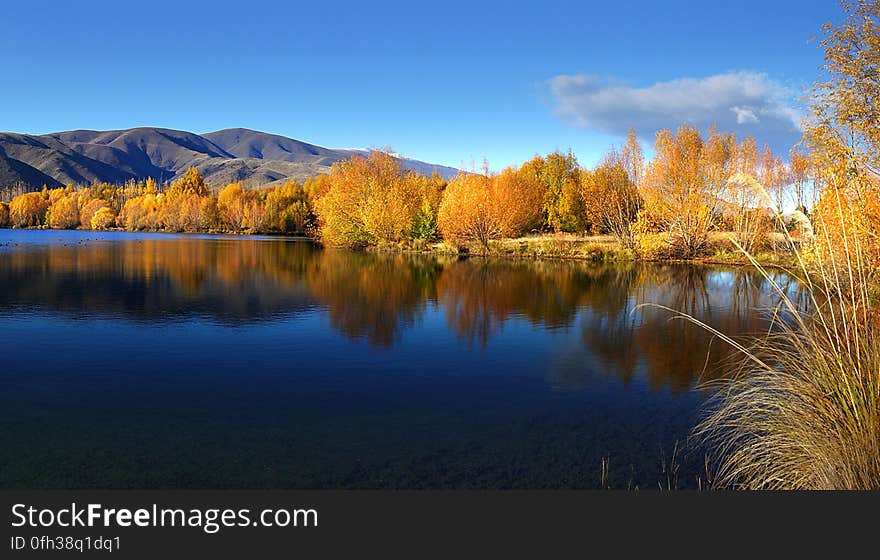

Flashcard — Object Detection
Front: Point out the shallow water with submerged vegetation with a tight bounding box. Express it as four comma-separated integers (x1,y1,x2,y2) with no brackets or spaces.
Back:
0,229,802,489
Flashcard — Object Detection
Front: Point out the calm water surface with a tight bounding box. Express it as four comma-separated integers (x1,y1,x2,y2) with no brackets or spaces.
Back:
0,229,797,488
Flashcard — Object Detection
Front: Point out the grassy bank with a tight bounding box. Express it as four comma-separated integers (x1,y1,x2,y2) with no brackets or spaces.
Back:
363,232,803,270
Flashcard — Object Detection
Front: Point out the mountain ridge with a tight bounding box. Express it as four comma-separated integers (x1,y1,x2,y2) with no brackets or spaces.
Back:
0,127,460,189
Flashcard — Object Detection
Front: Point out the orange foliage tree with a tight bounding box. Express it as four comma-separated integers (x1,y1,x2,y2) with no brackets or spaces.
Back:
437,166,542,251
118,193,161,231
580,153,641,249
637,125,726,258
218,183,246,231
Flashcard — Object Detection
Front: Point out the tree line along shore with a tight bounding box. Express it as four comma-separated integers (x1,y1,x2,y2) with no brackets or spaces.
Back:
0,123,839,268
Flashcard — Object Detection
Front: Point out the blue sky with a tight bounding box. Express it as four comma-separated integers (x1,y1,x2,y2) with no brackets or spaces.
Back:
0,0,840,169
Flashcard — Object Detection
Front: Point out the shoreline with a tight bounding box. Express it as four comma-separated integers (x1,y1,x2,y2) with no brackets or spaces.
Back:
0,226,798,270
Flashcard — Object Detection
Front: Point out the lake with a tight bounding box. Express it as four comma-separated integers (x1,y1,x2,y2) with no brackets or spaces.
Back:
0,229,797,489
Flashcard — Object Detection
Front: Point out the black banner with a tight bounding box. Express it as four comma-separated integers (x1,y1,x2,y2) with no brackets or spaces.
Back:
0,491,874,558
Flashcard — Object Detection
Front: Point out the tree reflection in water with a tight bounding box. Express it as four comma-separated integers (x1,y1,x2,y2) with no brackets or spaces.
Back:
0,232,796,391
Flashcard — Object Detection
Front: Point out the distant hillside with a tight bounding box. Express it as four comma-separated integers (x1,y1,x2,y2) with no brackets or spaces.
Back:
203,128,460,180
203,128,341,165
0,127,460,190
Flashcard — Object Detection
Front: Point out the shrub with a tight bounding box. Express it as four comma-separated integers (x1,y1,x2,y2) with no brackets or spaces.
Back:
438,167,542,252
47,193,81,229
314,151,422,247
118,194,160,231
695,231,880,488
80,199,111,228
265,180,314,234
10,191,49,227
90,207,116,230
635,232,675,260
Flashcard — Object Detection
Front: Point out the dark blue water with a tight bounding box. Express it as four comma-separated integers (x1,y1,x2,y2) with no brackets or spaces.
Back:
0,229,794,488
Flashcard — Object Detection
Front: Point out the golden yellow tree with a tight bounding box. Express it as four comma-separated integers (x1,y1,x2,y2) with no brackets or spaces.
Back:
758,145,789,213
47,191,81,229
720,133,773,252
807,0,880,270
218,183,247,231
621,128,645,187
167,167,209,198
638,125,723,258
788,149,812,212
265,180,315,234
118,194,160,231
10,191,50,227
242,192,266,232
313,151,422,246
90,207,116,230
408,173,446,241
80,199,111,228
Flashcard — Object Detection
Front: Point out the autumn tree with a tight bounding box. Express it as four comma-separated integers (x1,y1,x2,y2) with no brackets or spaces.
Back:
758,145,789,213
167,168,209,198
80,199,111,229
409,173,446,241
144,177,159,195
621,128,645,187
438,166,542,251
218,183,247,231
789,149,813,212
265,180,315,234
580,152,641,249
437,173,496,251
495,166,543,235
638,125,724,258
0,201,9,227
242,191,266,231
175,193,218,232
536,151,584,233
726,172,773,253
303,174,331,200
806,0,880,269
90,206,116,230
313,151,423,246
9,191,49,227
47,191,81,229
118,193,160,231
85,182,124,214
708,131,771,252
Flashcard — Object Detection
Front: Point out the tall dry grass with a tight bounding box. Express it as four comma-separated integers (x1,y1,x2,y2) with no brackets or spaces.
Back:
672,187,880,489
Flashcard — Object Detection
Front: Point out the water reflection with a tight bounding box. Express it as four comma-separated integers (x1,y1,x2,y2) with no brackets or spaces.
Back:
305,250,442,347
0,235,316,323
0,230,793,390
571,266,778,393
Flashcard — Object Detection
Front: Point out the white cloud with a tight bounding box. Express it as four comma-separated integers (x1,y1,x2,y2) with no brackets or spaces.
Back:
547,71,803,152
731,106,759,125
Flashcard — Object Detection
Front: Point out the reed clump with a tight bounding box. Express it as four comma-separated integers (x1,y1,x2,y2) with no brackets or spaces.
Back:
693,189,880,489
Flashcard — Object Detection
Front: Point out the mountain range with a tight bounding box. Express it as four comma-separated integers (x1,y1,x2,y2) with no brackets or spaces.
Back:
0,127,460,189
